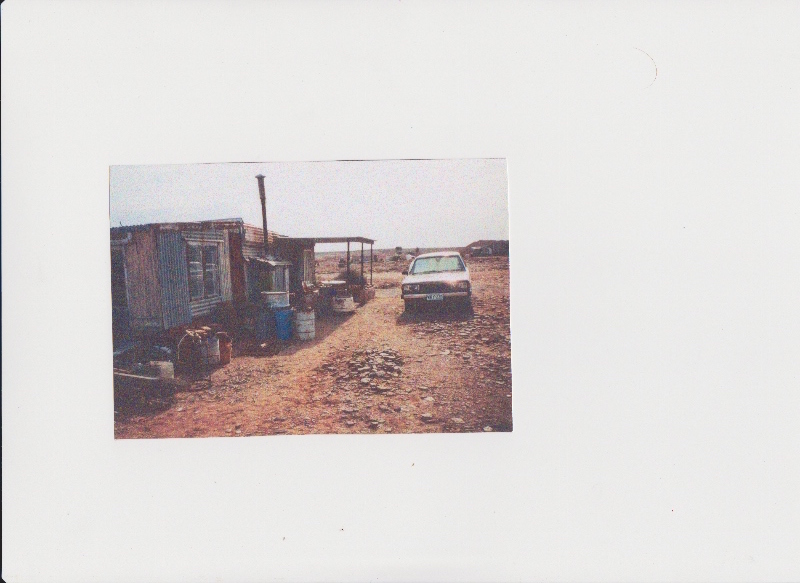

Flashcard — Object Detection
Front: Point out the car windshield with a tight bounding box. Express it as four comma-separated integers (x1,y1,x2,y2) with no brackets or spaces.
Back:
410,256,465,274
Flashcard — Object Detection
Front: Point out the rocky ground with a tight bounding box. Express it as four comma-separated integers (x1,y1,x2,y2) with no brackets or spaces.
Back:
114,256,512,438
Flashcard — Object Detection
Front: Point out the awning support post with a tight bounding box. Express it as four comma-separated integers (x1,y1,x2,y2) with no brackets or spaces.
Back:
370,243,373,285
360,242,364,283
346,240,350,281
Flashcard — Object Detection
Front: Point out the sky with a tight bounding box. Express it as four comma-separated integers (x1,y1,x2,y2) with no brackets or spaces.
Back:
110,159,508,251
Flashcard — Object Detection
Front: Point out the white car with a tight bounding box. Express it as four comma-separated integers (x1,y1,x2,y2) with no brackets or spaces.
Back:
401,251,472,311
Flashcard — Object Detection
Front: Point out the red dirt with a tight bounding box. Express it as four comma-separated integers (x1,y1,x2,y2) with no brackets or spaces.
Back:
114,256,512,438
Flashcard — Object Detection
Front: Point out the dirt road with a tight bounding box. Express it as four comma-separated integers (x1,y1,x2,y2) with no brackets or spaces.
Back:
114,256,512,438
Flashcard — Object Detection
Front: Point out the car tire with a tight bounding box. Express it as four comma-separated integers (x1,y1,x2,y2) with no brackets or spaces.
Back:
404,300,415,312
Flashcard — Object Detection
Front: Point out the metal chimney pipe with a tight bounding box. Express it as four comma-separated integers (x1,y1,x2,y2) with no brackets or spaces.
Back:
255,174,269,257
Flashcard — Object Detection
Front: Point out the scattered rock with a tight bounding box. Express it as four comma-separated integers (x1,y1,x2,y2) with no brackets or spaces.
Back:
483,426,493,432
421,413,434,422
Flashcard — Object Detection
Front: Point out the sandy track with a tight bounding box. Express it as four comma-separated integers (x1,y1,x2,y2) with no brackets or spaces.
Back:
114,257,512,438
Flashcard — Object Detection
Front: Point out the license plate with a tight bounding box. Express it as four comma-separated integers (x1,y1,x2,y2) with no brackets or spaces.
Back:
426,293,444,301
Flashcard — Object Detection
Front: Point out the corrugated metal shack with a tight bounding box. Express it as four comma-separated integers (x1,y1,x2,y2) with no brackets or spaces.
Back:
110,219,315,338
240,224,316,300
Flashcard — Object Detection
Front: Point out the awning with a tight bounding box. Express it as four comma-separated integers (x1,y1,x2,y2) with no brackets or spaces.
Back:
308,236,375,245
247,257,292,267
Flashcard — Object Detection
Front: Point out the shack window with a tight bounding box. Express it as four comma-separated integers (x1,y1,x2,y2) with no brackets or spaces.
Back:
187,243,221,301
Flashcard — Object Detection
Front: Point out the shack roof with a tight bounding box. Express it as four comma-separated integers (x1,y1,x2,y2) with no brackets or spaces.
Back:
110,219,373,245
247,257,292,267
111,218,286,239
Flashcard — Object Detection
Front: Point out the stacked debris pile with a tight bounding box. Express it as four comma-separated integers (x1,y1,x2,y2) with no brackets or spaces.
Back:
346,348,404,393
315,347,404,394
176,326,232,371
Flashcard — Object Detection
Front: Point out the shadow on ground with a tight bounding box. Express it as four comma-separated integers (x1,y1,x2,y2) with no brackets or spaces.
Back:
280,311,355,356
395,304,474,325
113,384,176,420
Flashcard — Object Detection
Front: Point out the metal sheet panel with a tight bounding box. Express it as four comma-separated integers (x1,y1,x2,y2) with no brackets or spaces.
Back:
124,230,163,331
189,296,222,318
242,224,284,259
219,229,233,302
228,230,247,303
183,229,233,318
157,230,192,329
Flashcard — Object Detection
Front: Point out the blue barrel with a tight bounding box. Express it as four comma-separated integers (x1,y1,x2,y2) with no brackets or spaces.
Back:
274,307,293,341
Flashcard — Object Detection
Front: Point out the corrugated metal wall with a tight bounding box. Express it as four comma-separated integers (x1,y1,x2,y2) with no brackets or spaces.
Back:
242,224,278,259
157,230,192,329
228,230,247,303
183,229,233,318
124,230,163,330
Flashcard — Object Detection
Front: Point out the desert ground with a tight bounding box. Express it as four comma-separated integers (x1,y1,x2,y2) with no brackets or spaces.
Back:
114,255,512,438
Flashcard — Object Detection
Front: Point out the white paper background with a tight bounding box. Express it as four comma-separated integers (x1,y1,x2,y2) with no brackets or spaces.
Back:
3,1,799,582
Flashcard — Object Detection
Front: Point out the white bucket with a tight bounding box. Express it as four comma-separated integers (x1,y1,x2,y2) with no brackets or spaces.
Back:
295,310,315,340
147,361,174,379
261,291,290,308
332,296,356,313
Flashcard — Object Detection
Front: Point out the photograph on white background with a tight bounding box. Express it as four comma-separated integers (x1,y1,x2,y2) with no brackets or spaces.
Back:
110,159,511,438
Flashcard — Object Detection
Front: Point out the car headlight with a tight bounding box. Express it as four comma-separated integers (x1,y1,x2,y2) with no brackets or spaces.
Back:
455,281,470,290
403,284,420,293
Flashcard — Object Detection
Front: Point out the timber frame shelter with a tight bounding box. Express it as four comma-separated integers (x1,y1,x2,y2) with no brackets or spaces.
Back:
313,236,376,285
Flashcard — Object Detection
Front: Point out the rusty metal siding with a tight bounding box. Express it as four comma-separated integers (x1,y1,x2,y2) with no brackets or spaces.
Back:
219,230,233,302
228,230,247,303
242,224,281,259
157,230,192,329
124,230,162,331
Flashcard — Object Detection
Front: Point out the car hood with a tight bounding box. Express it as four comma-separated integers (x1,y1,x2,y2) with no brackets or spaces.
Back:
402,271,470,285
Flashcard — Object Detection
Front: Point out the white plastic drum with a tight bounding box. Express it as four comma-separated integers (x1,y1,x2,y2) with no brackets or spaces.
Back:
147,361,175,379
261,291,290,308
295,310,316,340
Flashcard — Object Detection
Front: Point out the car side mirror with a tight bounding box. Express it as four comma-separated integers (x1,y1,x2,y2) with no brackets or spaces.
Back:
402,269,408,275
